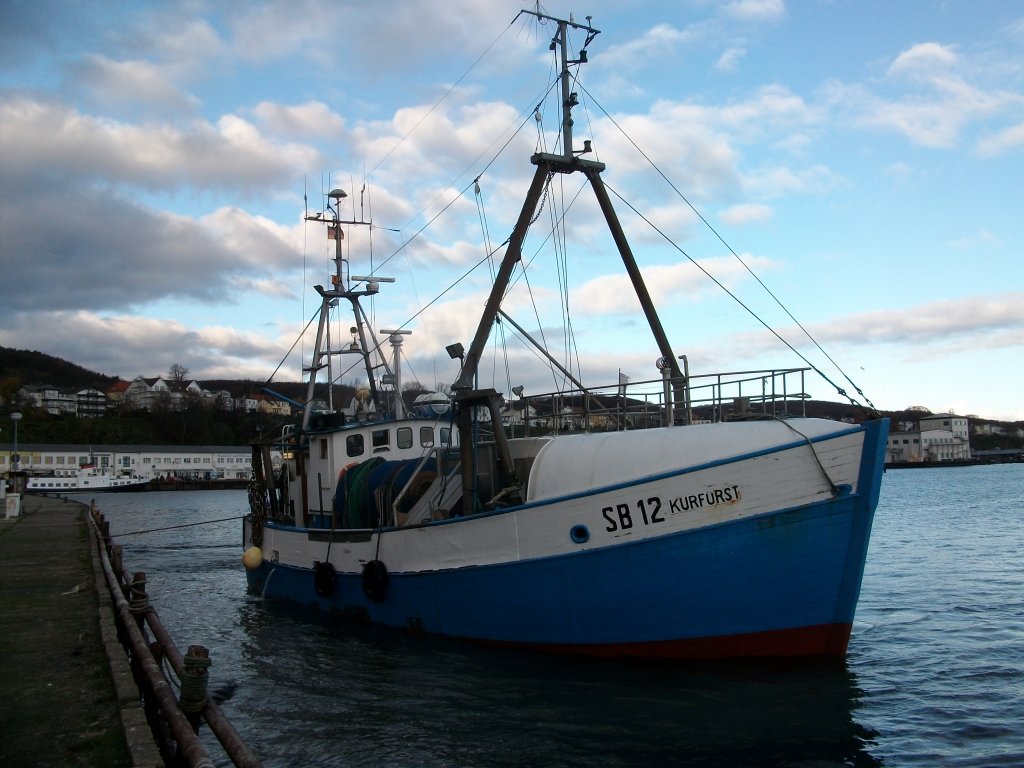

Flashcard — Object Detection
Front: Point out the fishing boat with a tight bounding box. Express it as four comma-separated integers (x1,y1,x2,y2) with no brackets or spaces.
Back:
25,464,149,494
243,10,888,659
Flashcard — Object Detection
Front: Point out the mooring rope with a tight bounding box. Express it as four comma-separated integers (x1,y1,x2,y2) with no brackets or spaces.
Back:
109,515,246,538
773,418,842,496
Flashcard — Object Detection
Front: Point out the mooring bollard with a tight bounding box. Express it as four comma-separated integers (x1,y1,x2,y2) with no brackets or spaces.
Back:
129,571,150,617
179,645,212,732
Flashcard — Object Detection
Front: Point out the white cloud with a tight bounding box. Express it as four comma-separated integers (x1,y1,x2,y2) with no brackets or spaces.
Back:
572,255,774,315
947,229,1004,249
888,42,958,78
828,42,1022,149
598,23,694,71
715,47,747,72
977,121,1024,157
723,0,785,22
251,101,346,139
810,293,1024,347
720,203,773,226
0,96,318,191
74,54,200,114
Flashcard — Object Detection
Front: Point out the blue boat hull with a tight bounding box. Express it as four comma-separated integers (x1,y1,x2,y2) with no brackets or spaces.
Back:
246,420,887,658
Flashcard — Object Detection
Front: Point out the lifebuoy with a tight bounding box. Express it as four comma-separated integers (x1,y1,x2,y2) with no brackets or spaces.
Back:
362,559,389,603
313,561,336,597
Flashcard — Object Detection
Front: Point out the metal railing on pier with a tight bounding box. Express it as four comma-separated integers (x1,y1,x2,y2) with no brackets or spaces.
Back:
89,503,262,768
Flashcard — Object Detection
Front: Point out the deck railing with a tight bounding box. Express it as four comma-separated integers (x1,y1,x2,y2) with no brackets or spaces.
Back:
505,367,812,435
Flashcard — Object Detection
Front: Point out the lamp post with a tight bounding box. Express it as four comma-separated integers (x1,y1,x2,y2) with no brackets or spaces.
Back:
10,412,22,471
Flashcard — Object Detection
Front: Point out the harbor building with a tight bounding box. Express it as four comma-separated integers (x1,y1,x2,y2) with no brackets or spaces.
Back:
0,443,278,480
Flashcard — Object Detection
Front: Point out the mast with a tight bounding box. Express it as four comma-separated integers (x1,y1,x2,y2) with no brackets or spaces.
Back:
301,188,396,430
451,11,692,513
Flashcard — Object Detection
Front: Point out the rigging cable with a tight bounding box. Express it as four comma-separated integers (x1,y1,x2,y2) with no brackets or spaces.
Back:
362,17,519,182
605,180,870,413
580,83,877,414
474,178,513,396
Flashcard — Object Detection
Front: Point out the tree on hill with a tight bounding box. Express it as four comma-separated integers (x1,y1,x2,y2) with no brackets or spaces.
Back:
168,363,190,385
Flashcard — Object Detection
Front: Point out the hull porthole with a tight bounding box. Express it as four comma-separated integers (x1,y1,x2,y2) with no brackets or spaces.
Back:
313,561,336,597
362,559,389,603
570,524,590,544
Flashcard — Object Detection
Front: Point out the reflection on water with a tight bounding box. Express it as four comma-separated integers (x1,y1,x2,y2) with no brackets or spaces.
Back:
230,599,879,768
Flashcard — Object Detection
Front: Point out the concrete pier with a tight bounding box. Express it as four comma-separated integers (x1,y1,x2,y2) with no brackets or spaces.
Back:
0,494,159,767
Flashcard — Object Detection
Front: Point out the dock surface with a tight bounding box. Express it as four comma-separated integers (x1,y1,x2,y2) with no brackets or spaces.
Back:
0,495,136,767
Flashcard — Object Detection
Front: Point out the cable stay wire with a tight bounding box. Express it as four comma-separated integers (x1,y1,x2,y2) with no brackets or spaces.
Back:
578,83,876,412
604,180,870,412
362,15,520,183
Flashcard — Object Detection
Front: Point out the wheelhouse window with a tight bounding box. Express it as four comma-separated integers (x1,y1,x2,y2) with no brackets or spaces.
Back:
372,429,390,452
440,427,452,446
320,438,329,460
346,434,364,458
398,427,413,449
419,426,435,447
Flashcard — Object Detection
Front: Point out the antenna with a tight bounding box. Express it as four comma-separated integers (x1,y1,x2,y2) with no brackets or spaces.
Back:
521,9,601,161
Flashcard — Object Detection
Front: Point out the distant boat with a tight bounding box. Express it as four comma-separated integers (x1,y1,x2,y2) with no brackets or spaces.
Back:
25,464,149,494
243,10,888,659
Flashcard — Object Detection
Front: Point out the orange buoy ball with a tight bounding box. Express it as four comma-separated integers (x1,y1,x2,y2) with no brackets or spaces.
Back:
242,546,263,570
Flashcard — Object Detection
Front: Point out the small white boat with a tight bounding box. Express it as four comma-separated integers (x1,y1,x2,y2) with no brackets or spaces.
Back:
25,465,149,494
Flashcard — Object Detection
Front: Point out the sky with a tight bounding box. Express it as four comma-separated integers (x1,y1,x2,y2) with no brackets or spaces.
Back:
1,0,1023,422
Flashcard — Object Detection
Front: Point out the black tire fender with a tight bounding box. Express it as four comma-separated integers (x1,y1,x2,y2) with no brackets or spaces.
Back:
362,559,389,603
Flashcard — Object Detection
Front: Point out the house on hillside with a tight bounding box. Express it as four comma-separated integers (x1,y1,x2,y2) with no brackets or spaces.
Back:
76,387,108,417
123,376,206,411
18,384,78,416
106,380,131,407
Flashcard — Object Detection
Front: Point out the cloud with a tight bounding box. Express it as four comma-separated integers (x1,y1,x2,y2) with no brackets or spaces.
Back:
251,101,346,139
0,96,318,192
598,23,695,72
0,184,301,316
715,47,747,72
73,54,200,115
723,0,785,22
826,42,1021,149
947,229,1004,248
887,42,958,78
977,121,1024,157
572,255,774,315
809,293,1024,348
720,203,773,226
0,311,290,382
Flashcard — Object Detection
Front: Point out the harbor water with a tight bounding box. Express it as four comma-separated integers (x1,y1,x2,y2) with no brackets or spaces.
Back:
95,463,1024,767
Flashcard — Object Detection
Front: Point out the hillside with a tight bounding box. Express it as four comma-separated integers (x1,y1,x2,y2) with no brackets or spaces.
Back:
0,346,117,394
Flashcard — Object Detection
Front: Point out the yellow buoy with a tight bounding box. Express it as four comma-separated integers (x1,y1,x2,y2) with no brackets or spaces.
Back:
242,546,263,570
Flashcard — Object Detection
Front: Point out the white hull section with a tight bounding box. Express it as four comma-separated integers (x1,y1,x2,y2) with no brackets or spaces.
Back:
253,420,865,575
